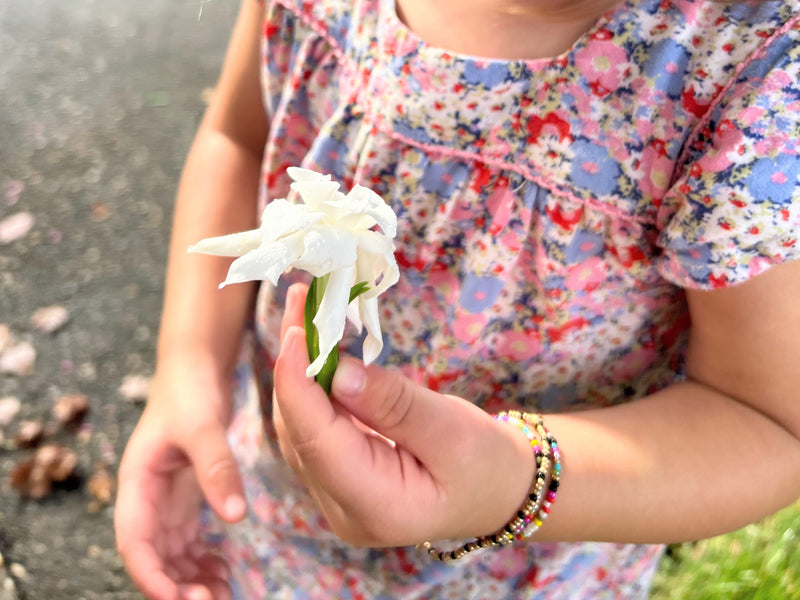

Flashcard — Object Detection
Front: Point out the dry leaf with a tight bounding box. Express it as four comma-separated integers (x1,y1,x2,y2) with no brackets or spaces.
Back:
14,420,45,449
52,394,90,430
118,374,151,402
5,179,24,205
10,444,79,499
0,212,34,244
31,305,70,333
87,462,116,504
0,340,36,376
90,202,111,222
0,396,21,427
0,324,11,353
10,457,45,498
37,444,78,481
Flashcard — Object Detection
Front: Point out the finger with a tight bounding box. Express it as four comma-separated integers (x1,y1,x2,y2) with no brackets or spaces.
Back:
122,540,181,600
181,424,247,524
116,444,181,600
330,356,494,471
274,327,397,505
177,578,231,600
168,557,200,580
184,545,233,582
195,553,231,581
273,326,339,450
280,283,309,344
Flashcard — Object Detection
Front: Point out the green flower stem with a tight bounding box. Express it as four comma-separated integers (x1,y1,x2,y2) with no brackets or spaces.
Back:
304,276,370,396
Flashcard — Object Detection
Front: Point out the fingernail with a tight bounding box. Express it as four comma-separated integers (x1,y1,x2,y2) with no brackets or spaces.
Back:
287,284,302,308
178,585,211,600
332,357,366,397
223,494,246,521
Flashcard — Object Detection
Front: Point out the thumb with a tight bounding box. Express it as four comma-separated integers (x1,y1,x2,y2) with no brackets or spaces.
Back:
183,423,247,523
331,356,489,472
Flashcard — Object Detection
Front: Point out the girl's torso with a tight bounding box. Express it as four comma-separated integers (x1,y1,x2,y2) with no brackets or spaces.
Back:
209,1,800,598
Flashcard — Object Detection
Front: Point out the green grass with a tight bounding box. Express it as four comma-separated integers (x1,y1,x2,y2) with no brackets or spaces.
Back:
650,501,800,600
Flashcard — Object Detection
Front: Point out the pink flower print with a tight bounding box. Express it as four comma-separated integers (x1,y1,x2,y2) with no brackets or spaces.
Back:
582,161,599,174
739,105,766,127
565,256,608,291
762,69,793,95
499,230,522,254
675,0,702,23
426,268,460,305
452,310,488,344
251,495,277,524
771,171,788,184
697,119,744,172
486,185,516,234
382,26,419,58
494,328,542,361
487,546,530,579
638,143,674,200
611,346,658,380
748,256,774,278
486,125,513,156
574,40,629,96
314,565,345,594
245,564,269,599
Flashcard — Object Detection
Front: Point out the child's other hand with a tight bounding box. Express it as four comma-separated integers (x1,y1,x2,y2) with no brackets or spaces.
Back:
273,284,535,547
115,362,246,600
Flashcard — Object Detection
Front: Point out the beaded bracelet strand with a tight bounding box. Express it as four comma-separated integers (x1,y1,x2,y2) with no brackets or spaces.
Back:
420,411,561,562
518,413,561,538
491,412,551,541
420,412,547,561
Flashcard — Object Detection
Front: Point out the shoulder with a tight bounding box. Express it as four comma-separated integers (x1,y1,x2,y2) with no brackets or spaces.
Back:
264,0,377,51
610,0,800,84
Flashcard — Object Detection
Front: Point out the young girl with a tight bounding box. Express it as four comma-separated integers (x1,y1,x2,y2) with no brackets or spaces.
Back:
115,0,800,598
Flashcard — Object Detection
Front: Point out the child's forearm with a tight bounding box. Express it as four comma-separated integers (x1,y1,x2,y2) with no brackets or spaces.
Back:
517,259,800,545
536,380,800,544
154,129,261,377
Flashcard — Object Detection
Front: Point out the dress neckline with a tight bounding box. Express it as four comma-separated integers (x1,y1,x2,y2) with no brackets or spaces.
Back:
384,0,633,67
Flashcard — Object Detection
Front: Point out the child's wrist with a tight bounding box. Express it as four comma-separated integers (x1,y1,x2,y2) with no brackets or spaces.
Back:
422,412,563,561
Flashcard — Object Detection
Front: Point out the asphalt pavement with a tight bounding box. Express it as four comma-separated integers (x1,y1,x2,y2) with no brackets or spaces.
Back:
0,0,237,597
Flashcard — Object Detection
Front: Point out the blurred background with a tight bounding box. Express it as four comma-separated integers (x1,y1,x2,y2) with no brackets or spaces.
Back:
0,0,236,597
0,1,797,599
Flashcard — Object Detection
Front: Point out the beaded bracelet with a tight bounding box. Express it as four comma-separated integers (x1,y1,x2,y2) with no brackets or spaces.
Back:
518,413,561,538
492,412,551,541
420,411,561,562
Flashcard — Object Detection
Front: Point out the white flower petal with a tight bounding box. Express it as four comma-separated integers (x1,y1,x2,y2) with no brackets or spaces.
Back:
287,167,331,182
293,227,358,278
372,256,399,297
191,168,399,376
345,300,363,333
221,233,304,287
188,228,262,257
357,295,383,365
354,231,399,297
260,199,322,243
338,184,397,238
290,180,342,210
307,265,355,377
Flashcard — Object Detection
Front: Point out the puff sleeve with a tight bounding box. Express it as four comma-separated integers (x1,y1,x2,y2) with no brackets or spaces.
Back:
656,26,800,290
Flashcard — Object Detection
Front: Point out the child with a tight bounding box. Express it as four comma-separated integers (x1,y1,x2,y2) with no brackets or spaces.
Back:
115,0,800,598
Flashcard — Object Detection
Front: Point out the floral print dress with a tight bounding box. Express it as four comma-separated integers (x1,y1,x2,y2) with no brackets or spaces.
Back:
201,0,800,598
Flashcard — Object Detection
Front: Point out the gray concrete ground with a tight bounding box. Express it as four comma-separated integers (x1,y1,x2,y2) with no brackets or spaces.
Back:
0,0,237,597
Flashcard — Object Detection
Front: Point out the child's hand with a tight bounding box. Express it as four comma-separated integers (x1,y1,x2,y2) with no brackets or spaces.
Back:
273,284,536,547
115,363,246,600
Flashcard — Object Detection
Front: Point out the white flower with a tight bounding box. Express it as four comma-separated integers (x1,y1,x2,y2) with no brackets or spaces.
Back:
189,168,399,377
